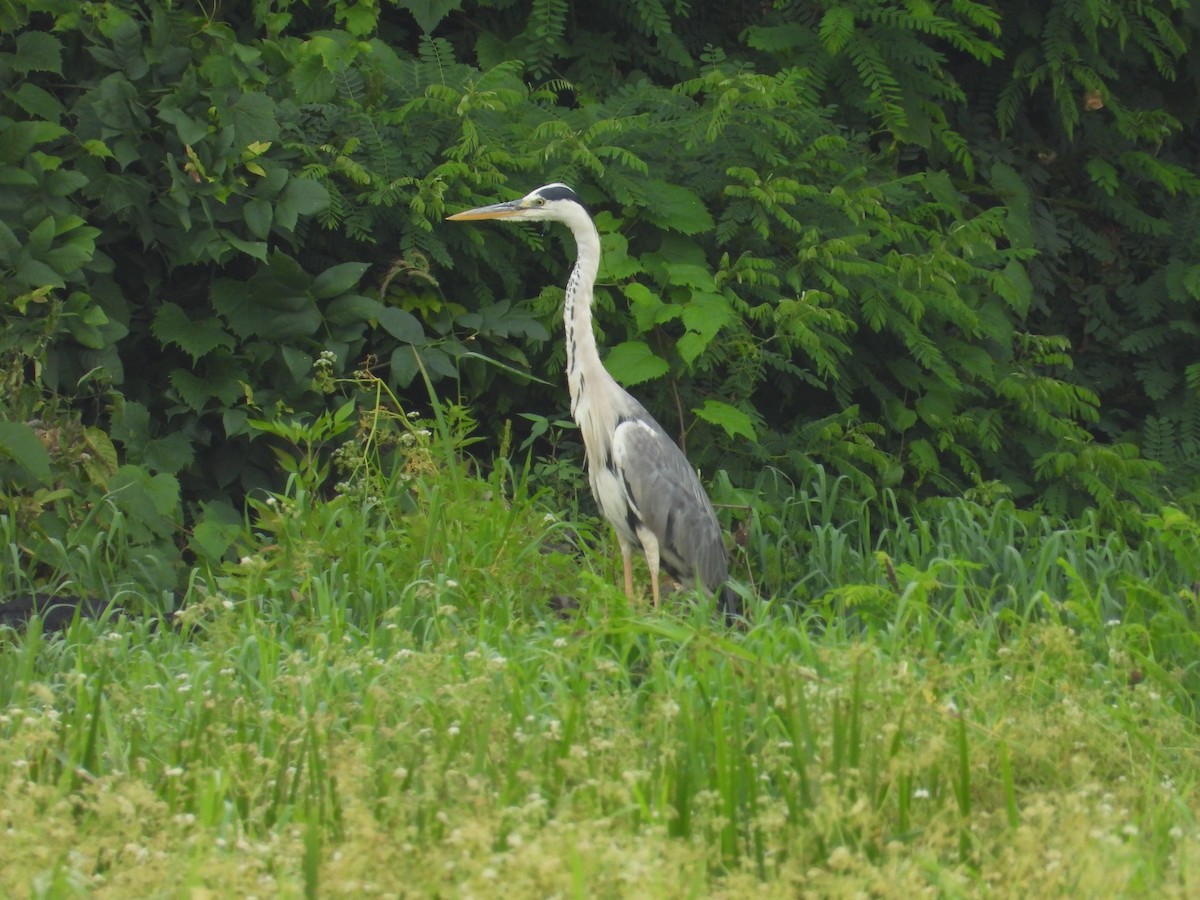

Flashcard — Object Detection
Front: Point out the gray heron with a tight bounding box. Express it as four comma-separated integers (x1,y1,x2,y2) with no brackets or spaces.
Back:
448,183,740,618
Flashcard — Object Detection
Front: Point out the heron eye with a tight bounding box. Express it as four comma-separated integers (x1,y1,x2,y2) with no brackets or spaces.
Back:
535,197,546,206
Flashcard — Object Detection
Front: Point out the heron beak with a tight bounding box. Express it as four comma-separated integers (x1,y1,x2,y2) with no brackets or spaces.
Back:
446,199,526,221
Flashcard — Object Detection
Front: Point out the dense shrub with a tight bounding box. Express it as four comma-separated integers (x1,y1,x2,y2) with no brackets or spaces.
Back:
2,1,1198,590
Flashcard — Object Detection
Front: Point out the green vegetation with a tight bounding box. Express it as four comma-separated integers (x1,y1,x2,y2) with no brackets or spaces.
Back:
4,0,1200,895
3,388,1200,896
4,0,1200,556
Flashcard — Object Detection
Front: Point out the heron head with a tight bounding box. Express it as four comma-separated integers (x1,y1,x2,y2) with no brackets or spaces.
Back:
446,183,584,223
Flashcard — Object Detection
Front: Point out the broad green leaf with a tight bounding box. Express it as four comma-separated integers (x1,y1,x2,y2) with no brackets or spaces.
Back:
169,367,243,412
108,465,181,538
276,178,330,231
391,345,420,387
142,432,195,475
676,332,707,366
419,346,458,379
265,305,322,340
244,199,273,239
17,258,64,288
290,53,336,104
624,282,680,332
26,216,56,256
153,303,234,362
336,0,380,35
0,219,19,261
0,121,66,163
0,421,53,483
190,515,241,563
110,400,151,454
10,83,64,120
598,229,641,279
281,344,311,381
14,30,63,74
219,229,268,262
212,277,273,338
80,139,114,159
157,104,208,145
170,370,214,411
264,252,312,291
693,399,755,441
326,293,384,324
604,341,669,386
45,168,89,197
376,306,424,343
640,182,714,235
42,241,93,277
681,292,736,341
677,293,736,364
401,0,463,34
0,165,37,187
225,91,280,145
66,303,108,347
312,262,370,299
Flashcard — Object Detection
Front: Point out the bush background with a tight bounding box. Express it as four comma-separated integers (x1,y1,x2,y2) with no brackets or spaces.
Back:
3,0,1200,590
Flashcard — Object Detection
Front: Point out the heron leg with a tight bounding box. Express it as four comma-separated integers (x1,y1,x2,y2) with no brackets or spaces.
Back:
638,529,662,608
619,539,635,600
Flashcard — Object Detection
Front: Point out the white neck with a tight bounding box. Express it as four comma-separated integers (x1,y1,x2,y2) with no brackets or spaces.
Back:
560,207,612,416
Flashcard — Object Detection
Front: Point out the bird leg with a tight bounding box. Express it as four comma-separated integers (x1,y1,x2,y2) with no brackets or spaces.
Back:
639,529,662,608
619,539,636,601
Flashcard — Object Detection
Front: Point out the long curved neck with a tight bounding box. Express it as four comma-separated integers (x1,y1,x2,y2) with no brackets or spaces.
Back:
561,210,612,416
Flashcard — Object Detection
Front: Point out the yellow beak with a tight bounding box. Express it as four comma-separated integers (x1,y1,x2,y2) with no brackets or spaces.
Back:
446,199,526,221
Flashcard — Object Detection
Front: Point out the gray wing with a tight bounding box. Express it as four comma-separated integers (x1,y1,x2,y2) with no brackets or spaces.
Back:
611,416,730,599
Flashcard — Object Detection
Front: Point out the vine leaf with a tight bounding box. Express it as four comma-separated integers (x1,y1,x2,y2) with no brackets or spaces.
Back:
693,399,755,441
605,341,670,386
153,303,235,363
399,0,463,34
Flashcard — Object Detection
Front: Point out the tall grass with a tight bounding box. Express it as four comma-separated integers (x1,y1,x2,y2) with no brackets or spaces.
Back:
2,400,1199,896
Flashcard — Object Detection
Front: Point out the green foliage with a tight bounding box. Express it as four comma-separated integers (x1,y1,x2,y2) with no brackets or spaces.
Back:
0,2,554,536
0,372,181,597
2,433,1199,894
3,0,1200,593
